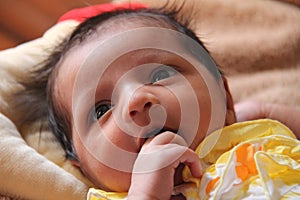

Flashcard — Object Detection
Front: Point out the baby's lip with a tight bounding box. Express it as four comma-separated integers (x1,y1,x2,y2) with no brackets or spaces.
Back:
145,128,176,138
137,127,178,149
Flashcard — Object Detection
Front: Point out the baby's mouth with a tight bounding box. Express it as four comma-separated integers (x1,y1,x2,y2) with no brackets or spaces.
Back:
136,127,179,151
145,128,178,139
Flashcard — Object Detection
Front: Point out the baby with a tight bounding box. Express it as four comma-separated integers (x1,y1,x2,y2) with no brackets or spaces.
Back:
19,4,299,200
49,7,236,198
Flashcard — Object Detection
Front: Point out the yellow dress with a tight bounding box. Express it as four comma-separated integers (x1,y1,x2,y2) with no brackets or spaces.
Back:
87,119,300,200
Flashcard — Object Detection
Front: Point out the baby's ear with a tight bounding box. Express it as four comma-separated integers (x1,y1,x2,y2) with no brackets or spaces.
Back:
222,76,236,125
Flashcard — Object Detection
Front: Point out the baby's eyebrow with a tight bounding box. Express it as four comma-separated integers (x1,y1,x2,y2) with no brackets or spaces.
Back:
132,50,169,64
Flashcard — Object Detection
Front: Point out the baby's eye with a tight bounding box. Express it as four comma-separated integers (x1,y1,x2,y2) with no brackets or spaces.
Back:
150,65,177,83
94,102,112,120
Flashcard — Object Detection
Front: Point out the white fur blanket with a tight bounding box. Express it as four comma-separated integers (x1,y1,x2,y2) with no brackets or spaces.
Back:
0,0,299,199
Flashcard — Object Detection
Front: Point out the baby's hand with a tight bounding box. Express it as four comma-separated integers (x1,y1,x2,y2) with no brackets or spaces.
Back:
128,131,202,200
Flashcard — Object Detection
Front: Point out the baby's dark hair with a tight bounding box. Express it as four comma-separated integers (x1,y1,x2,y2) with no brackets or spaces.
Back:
18,5,209,160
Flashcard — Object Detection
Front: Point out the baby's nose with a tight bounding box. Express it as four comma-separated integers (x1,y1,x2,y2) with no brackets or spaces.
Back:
127,87,159,126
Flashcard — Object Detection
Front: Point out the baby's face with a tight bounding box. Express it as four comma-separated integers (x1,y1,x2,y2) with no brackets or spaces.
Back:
54,23,227,191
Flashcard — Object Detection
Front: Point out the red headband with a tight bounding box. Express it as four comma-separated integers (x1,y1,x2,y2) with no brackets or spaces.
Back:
58,2,147,23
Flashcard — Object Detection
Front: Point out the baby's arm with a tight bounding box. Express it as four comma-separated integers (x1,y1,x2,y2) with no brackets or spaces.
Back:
128,132,202,200
235,101,300,139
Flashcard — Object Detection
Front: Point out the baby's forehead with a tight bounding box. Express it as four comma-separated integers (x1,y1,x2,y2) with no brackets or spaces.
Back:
80,14,179,47
55,11,220,104
57,21,219,90
59,16,186,73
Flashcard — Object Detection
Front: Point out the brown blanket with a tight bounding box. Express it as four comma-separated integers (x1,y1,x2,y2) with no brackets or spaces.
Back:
0,0,299,199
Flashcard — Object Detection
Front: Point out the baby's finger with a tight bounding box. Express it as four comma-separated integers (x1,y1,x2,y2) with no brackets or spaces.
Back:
179,148,202,178
134,144,188,173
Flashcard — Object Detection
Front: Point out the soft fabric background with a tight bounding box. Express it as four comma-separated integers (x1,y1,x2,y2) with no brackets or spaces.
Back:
0,0,299,199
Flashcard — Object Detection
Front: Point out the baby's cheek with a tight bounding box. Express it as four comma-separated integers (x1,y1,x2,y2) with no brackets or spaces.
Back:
72,129,133,191
79,148,133,192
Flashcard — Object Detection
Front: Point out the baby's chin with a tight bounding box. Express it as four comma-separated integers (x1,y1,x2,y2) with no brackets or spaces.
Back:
83,165,132,193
